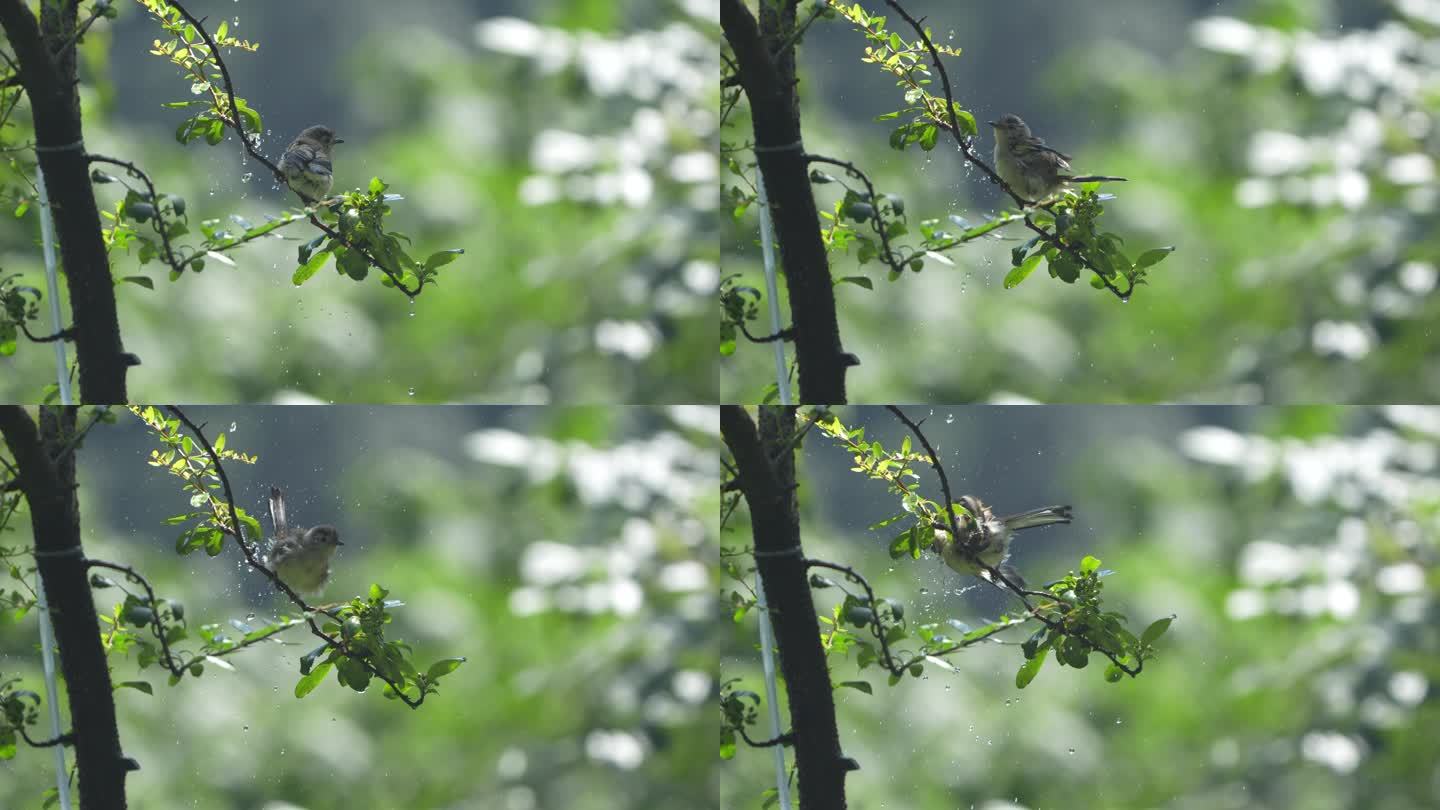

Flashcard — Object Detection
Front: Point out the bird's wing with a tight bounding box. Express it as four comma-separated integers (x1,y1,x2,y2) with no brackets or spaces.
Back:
1035,141,1072,163
269,486,288,537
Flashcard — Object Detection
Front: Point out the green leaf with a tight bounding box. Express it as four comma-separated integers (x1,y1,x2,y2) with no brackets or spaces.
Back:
368,176,388,195
1080,555,1101,575
1052,254,1080,284
424,657,466,680
199,526,224,556
1021,627,1048,659
1004,253,1044,289
336,656,373,692
952,108,977,137
1015,646,1049,688
1104,663,1124,683
1141,616,1174,646
422,248,464,272
336,246,370,281
297,234,326,264
368,583,389,602
299,643,329,676
838,680,873,695
887,526,917,560
918,124,938,150
292,249,333,285
294,661,332,698
1011,236,1040,266
1058,636,1090,668
838,275,873,290
1135,246,1176,270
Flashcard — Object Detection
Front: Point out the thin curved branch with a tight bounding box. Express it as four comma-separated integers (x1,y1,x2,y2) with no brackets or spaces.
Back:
18,322,73,343
163,406,427,708
85,558,184,676
739,323,794,344
87,153,186,277
880,0,1133,300
806,153,903,274
883,405,1142,677
737,727,794,748
805,557,905,675
165,1,422,298
19,727,74,748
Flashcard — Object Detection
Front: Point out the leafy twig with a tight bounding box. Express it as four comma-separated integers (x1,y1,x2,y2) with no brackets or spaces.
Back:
162,405,428,708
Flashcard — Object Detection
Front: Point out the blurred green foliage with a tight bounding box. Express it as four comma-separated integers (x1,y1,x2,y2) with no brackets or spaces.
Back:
721,0,1440,403
0,404,719,808
721,404,1440,809
0,0,717,403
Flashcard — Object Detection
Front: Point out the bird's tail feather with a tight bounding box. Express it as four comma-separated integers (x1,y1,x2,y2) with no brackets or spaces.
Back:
1066,174,1127,183
1000,505,1073,531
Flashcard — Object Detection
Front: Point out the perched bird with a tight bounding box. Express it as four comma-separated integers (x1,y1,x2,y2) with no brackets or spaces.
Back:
931,494,1072,590
267,486,343,594
276,125,343,203
989,114,1126,203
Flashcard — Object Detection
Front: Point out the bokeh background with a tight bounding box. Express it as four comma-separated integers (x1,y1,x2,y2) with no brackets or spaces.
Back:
721,0,1440,402
0,0,718,403
0,404,719,809
722,405,1440,809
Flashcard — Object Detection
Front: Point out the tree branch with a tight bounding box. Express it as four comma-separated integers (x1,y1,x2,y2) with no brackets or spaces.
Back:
164,405,427,708
165,0,423,298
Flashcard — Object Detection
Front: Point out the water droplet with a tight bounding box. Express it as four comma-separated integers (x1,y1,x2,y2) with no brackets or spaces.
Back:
407,387,416,397
241,172,253,183
1068,748,1076,755
229,422,237,431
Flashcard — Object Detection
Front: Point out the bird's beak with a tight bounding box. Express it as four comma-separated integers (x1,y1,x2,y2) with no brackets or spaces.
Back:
333,138,344,144
987,120,999,127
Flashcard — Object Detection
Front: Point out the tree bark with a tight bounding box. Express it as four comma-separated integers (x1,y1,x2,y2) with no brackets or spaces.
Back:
0,406,129,809
0,0,129,402
721,405,850,809
722,0,849,404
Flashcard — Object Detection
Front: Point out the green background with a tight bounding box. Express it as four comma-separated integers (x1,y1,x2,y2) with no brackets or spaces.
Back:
722,405,1440,809
0,404,719,808
0,0,718,403
721,0,1440,403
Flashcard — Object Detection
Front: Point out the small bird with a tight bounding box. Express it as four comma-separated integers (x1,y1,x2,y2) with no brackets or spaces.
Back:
989,114,1126,203
267,486,342,594
276,125,343,204
931,494,1072,590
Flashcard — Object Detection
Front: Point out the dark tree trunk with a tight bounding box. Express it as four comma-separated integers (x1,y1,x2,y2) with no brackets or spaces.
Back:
722,0,850,404
721,405,850,809
0,0,129,402
0,406,129,808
